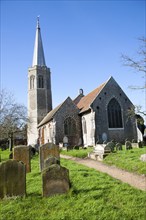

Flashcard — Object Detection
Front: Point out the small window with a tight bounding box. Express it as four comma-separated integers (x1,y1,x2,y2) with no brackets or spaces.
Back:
38,75,44,88
30,75,35,89
108,98,123,128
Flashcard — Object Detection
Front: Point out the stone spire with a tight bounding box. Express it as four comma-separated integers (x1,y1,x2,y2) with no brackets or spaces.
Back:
32,17,46,66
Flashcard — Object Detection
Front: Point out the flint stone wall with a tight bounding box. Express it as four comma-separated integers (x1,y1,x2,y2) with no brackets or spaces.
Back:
13,145,31,172
40,143,60,171
42,164,70,197
0,160,26,199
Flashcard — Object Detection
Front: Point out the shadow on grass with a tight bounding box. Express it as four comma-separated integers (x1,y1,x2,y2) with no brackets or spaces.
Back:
71,185,110,196
27,192,42,198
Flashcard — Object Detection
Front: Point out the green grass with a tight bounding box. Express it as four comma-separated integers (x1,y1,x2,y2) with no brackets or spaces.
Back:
61,147,146,175
60,147,93,158
0,150,146,220
103,147,146,175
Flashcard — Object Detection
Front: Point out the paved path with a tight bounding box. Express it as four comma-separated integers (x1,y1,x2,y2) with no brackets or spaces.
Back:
60,154,146,191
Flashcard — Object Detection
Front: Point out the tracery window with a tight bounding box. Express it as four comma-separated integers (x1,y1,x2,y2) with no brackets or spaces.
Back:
30,75,35,89
82,117,87,134
38,75,44,88
108,98,123,128
64,117,76,136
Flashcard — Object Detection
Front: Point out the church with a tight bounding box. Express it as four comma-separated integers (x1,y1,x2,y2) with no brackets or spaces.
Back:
27,19,137,147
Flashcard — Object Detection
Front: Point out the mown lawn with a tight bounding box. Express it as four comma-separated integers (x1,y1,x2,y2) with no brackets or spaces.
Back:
60,147,93,158
0,150,146,220
103,147,146,175
61,147,146,175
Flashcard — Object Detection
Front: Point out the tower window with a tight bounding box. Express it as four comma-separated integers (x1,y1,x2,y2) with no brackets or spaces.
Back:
38,75,44,88
64,117,76,136
108,98,123,128
30,75,35,89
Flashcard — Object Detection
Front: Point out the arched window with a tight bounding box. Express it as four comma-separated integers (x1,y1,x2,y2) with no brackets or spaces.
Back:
82,117,87,134
30,75,35,89
108,98,123,128
64,117,76,136
38,75,44,88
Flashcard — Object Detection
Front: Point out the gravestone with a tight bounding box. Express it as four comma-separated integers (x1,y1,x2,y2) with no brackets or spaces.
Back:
13,145,31,173
63,136,68,147
125,141,132,150
40,143,60,171
44,156,60,169
116,143,122,151
106,141,115,152
42,164,70,197
0,160,26,199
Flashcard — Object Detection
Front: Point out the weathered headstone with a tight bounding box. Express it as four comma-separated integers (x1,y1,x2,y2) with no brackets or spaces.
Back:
63,136,68,147
125,141,132,150
39,143,60,171
0,160,26,199
42,164,70,197
106,141,115,152
13,145,31,173
116,143,122,151
44,156,60,169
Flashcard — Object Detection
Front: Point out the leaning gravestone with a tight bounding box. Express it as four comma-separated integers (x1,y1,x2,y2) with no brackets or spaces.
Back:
13,145,31,173
0,160,26,199
40,143,60,171
42,164,70,197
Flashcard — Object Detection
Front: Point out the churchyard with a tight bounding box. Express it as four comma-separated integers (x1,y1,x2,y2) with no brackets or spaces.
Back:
60,145,146,175
0,144,146,220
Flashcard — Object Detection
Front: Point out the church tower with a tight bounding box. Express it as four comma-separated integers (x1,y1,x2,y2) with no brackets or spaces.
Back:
27,18,52,146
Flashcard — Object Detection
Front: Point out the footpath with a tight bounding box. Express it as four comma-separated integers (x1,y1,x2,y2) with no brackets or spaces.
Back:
60,154,146,191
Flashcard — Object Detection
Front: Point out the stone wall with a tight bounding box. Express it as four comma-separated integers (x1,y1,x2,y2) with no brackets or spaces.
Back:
91,77,137,143
54,97,82,145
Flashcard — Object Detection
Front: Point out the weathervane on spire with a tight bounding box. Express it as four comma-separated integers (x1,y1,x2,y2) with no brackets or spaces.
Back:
37,15,40,28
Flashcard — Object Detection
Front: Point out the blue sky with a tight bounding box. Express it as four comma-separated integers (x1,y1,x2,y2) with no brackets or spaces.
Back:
1,0,145,116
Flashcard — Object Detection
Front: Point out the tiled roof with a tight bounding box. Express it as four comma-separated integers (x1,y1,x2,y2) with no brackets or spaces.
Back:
77,82,106,113
73,93,84,105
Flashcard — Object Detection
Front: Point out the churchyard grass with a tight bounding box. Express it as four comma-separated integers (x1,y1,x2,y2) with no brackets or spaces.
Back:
60,147,93,158
0,149,146,220
61,146,146,175
103,147,146,175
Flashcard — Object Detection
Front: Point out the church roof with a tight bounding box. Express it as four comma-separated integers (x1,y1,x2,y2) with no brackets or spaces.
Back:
38,97,78,128
32,17,46,67
38,102,63,127
77,81,106,113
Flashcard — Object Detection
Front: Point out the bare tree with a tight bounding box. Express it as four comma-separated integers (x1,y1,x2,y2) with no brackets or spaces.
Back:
121,37,146,117
0,89,28,150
